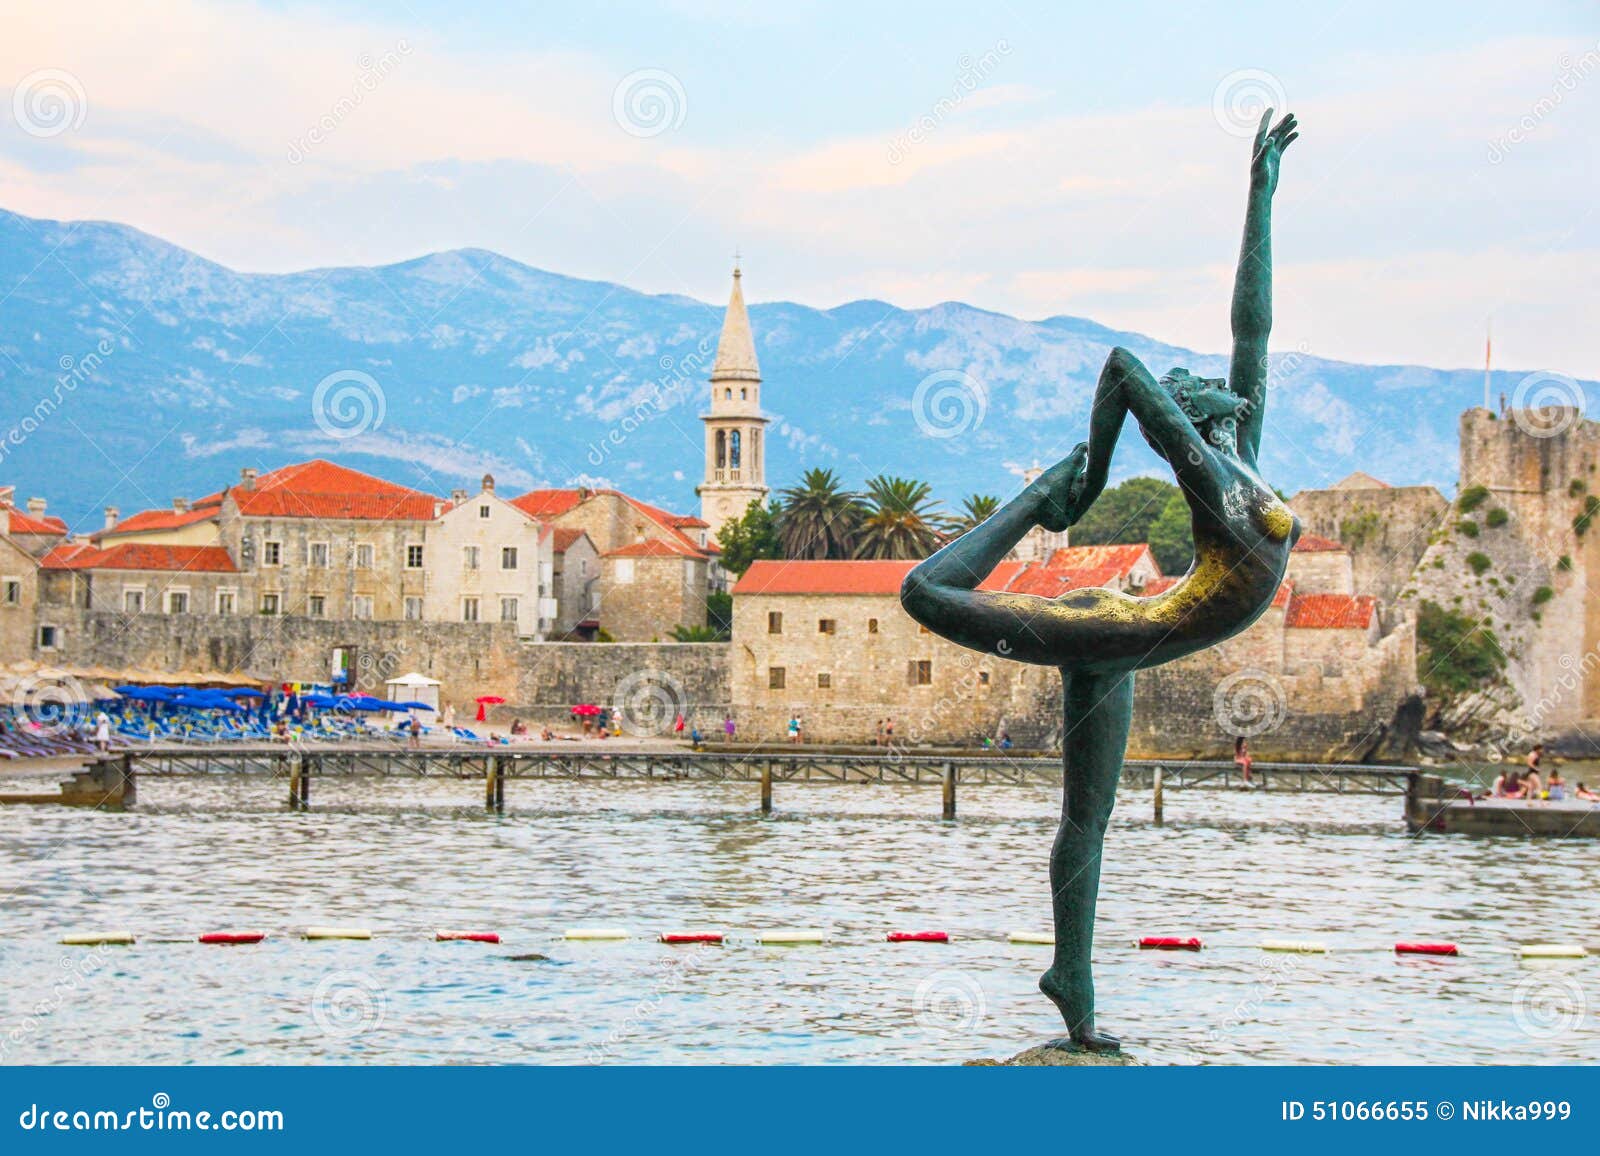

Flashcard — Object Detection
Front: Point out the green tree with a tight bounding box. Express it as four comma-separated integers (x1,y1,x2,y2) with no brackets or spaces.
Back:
1146,490,1194,575
705,590,732,638
949,494,1000,537
1070,476,1181,547
671,624,721,642
716,499,782,576
853,475,948,559
1416,600,1505,697
776,468,863,559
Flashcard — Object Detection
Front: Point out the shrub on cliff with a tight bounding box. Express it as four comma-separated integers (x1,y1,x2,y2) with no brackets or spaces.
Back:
1465,552,1492,575
1457,484,1490,513
1456,519,1479,538
1417,600,1505,698
1485,507,1508,528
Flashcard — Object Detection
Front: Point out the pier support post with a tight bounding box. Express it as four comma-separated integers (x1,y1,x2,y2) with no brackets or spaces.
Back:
288,752,306,810
119,752,136,807
760,761,772,814
485,756,502,812
942,762,956,820
1153,765,1164,826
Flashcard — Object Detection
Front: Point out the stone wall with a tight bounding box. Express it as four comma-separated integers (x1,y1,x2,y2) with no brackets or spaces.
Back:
598,554,707,641
1289,482,1449,603
0,535,39,659
32,607,522,710
513,640,731,727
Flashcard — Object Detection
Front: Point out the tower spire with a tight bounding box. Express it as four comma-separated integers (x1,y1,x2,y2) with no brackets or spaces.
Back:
700,261,770,541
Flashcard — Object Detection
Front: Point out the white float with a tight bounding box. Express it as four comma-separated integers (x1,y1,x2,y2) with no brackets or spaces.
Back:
1008,931,1054,945
1261,939,1328,953
302,926,372,941
757,929,829,945
563,927,630,941
1518,943,1587,959
59,931,134,946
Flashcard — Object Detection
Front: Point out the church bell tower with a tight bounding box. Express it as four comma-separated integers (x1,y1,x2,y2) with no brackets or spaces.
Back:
699,262,770,540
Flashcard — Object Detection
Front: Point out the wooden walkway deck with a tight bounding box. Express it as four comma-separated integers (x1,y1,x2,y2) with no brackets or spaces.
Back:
120,745,1416,794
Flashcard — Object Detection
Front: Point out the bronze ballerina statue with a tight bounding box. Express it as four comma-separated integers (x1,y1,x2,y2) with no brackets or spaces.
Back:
902,110,1300,1053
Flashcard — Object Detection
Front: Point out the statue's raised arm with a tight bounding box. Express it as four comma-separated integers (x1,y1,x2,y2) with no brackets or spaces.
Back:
1228,110,1297,468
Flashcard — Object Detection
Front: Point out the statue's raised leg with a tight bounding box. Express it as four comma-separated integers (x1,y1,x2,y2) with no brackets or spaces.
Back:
1038,666,1132,1054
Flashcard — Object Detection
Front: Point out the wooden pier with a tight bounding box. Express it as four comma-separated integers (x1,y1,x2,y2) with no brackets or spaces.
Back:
1406,772,1600,838
99,745,1421,816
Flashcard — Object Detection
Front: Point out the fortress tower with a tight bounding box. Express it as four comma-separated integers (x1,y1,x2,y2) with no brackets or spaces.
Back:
699,263,770,540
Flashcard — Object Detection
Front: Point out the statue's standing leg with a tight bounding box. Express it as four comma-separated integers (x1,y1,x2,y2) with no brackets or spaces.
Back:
1039,666,1132,1053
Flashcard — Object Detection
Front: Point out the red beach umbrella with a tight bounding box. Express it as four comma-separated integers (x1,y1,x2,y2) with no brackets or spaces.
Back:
475,694,507,722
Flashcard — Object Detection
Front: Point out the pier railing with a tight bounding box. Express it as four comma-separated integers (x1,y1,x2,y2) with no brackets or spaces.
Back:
113,745,1418,815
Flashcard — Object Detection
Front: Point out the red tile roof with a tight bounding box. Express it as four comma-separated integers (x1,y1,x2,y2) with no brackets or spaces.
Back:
550,527,591,553
511,487,713,557
230,459,438,521
1285,592,1375,629
4,507,68,536
1141,576,1181,596
1007,564,1125,597
607,538,701,559
1272,581,1293,609
94,505,219,538
1292,533,1347,553
42,543,238,573
733,559,1028,596
1045,544,1155,576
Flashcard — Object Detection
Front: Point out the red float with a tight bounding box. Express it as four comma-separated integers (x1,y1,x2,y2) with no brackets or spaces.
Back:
436,931,500,943
198,932,265,946
1395,942,1458,956
886,931,950,943
1139,936,1203,951
659,932,724,945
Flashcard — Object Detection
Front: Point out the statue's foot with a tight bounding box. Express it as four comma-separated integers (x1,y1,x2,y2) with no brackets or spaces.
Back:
1042,1031,1122,1055
1038,967,1119,1052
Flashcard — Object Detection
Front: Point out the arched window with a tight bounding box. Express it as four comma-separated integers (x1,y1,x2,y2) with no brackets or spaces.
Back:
751,428,761,474
715,429,726,469
730,429,742,469
724,388,732,400
740,388,747,400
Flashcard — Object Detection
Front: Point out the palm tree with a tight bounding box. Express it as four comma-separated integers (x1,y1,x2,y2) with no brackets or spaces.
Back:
949,494,1000,537
777,468,863,559
853,475,949,559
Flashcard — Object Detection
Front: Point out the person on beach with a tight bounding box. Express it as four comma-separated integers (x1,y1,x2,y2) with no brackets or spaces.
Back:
1546,768,1566,801
724,715,736,743
1493,769,1525,799
94,712,110,752
1575,781,1599,802
1234,735,1253,786
408,715,422,749
901,111,1302,1053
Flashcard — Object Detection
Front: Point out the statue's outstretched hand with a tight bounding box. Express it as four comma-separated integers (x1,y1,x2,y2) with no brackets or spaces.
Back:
1031,443,1089,533
1250,110,1297,195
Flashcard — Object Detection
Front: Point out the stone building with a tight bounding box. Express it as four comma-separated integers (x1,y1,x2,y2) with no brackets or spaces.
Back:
0,530,41,659
1289,471,1449,604
424,476,557,637
1,487,69,557
549,528,600,638
698,264,770,542
510,486,716,637
730,537,1416,758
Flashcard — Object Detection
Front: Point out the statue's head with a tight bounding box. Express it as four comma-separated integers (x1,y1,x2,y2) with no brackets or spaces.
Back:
1147,367,1243,454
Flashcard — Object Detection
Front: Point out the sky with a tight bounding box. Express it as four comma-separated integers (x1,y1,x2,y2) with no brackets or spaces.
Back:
2,0,1597,376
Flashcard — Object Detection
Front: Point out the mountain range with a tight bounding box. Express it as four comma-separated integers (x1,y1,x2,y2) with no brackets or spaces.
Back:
1,207,1589,534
